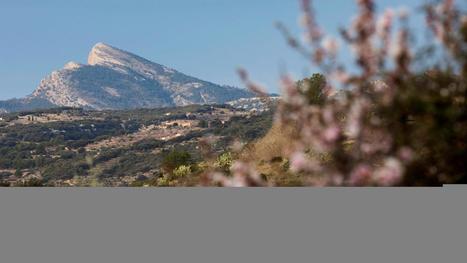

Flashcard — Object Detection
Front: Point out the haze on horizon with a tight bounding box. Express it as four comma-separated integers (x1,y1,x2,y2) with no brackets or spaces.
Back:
0,0,428,100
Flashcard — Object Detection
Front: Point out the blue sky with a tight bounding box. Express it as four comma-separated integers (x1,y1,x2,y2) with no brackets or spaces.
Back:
0,0,433,100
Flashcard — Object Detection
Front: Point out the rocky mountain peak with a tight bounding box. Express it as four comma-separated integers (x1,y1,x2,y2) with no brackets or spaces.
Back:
88,42,128,67
0,42,255,113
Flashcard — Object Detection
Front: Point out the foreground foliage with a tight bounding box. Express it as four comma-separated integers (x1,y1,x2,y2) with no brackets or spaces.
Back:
205,0,466,186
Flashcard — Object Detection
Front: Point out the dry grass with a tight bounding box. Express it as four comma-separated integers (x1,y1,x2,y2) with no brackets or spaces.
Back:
241,122,299,162
237,122,312,186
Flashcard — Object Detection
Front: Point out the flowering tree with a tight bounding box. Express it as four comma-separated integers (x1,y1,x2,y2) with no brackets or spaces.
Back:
205,0,466,187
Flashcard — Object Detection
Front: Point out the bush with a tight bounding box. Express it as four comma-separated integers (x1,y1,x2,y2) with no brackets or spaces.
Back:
16,178,44,187
216,152,233,171
198,119,208,128
131,139,163,151
173,165,192,178
161,150,192,174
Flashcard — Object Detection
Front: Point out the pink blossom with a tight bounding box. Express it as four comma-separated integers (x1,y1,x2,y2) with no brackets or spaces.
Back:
349,164,373,186
398,147,414,163
290,151,319,173
323,125,340,143
230,161,265,187
322,37,339,57
322,107,335,123
300,0,323,43
290,152,308,173
237,68,268,97
374,158,404,186
280,75,306,106
346,99,367,138
376,9,394,38
442,0,453,15
462,15,467,25
372,80,389,92
331,68,351,84
329,173,344,186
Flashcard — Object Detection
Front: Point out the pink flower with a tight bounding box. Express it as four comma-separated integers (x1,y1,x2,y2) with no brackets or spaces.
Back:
377,9,394,38
229,161,265,187
237,68,268,97
372,80,389,92
349,164,373,185
442,0,453,15
346,101,364,138
398,147,414,163
461,15,467,26
290,152,308,173
323,125,340,143
290,151,319,173
331,68,351,84
374,158,404,186
329,173,344,186
322,37,339,57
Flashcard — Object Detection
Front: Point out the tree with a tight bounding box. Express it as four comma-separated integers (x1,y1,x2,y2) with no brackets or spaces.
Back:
296,73,327,105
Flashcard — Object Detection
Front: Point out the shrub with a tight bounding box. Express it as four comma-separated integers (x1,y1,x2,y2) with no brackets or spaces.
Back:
16,178,44,187
173,165,192,178
156,177,172,187
198,119,208,128
131,139,163,151
161,150,192,174
216,152,233,171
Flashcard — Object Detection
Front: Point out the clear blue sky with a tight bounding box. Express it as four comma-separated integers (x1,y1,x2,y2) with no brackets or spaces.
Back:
0,0,432,100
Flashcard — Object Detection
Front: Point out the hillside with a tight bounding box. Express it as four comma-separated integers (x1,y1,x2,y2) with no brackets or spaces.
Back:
0,105,273,186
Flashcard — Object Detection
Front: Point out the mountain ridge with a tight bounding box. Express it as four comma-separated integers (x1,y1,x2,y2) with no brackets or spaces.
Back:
0,43,254,113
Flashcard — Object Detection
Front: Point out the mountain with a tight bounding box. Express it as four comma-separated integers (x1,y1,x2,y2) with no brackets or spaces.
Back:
0,43,254,112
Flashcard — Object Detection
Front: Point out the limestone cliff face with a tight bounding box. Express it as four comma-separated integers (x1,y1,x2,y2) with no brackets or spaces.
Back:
0,43,253,112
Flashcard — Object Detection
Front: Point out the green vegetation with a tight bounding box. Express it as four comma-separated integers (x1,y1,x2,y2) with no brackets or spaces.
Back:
161,150,192,174
213,111,273,142
215,152,233,172
173,165,192,178
297,73,327,105
0,104,273,186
